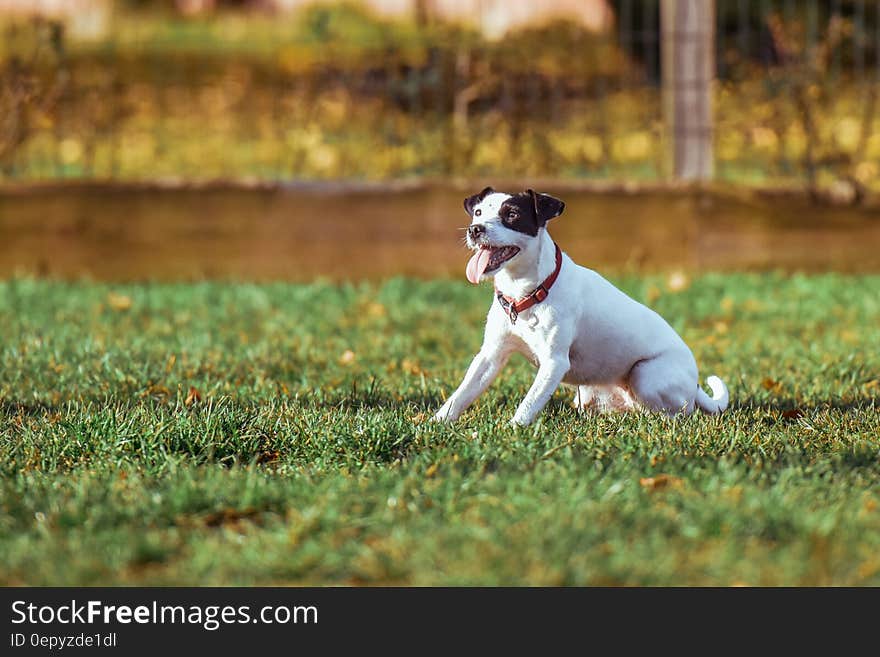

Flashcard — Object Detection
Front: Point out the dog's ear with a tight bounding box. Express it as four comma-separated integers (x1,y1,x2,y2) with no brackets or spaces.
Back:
527,189,565,226
464,186,495,216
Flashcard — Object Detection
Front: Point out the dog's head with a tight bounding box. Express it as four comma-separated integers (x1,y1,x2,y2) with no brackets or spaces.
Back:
463,186,565,284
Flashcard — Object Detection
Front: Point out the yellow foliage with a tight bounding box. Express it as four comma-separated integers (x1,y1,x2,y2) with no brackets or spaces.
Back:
717,129,744,161
612,131,653,163
833,117,861,151
59,139,83,165
751,127,778,150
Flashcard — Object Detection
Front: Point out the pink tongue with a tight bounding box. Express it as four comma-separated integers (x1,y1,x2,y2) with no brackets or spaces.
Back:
466,249,492,284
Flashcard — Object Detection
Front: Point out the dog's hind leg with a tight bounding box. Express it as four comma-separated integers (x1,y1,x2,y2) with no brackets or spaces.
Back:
572,385,598,411
573,384,637,413
627,355,697,416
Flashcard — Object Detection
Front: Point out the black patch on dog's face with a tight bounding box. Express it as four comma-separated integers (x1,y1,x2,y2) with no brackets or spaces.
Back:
530,189,565,226
497,193,541,236
496,190,565,236
463,186,495,216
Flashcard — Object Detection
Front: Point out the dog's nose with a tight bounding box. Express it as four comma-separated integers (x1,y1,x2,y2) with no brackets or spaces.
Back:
468,224,486,240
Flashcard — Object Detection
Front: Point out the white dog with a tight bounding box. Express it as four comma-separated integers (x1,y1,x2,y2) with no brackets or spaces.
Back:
434,187,729,426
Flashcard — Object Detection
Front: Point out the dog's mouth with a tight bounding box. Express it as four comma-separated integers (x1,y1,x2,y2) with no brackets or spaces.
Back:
465,245,520,284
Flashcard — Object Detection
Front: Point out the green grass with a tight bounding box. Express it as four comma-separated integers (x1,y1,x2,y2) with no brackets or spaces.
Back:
1,273,879,585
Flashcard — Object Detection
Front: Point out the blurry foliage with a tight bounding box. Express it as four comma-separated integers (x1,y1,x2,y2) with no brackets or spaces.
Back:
0,18,67,175
0,3,879,193
717,4,880,201
617,1,880,81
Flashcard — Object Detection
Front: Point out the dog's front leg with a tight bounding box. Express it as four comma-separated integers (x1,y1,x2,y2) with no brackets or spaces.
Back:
511,355,570,426
433,347,510,422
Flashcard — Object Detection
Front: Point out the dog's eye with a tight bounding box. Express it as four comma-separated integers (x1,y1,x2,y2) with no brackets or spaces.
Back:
475,209,481,217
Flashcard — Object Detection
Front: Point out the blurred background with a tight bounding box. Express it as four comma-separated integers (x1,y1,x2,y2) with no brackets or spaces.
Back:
2,0,880,279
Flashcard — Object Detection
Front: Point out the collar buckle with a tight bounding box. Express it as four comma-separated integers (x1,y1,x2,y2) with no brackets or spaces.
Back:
497,292,518,324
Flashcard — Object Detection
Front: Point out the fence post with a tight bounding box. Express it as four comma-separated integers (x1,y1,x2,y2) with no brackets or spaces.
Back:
661,0,715,181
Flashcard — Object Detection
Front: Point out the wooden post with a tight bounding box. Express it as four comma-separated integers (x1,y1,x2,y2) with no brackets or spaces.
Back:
661,0,715,181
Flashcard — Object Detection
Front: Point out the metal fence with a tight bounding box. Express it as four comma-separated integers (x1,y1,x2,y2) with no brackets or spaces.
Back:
1,0,878,195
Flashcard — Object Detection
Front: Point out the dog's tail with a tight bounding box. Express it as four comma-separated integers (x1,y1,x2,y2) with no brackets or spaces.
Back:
695,375,729,414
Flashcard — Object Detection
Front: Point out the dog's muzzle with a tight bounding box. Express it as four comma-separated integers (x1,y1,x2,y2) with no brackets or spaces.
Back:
467,224,487,243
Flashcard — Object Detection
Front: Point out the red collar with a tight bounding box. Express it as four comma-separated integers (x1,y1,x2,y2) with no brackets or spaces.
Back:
494,243,563,324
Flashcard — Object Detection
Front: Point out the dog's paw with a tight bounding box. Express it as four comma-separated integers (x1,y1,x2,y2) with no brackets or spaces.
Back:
432,410,456,423
509,416,530,428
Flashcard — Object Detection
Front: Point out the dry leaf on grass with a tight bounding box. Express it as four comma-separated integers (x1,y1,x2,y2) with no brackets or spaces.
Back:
639,474,684,491
203,508,261,528
364,302,386,318
762,378,783,393
401,358,423,375
141,384,170,398
256,450,280,465
185,386,202,406
107,292,132,311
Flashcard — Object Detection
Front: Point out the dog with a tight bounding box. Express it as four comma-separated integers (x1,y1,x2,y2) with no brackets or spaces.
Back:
433,187,729,426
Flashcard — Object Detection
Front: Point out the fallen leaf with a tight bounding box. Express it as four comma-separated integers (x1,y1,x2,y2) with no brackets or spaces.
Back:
185,386,202,406
142,384,170,398
762,378,783,393
840,330,859,344
107,292,132,311
203,508,260,528
257,450,280,465
639,474,684,491
401,358,423,375
857,559,880,579
364,302,386,318
781,408,804,420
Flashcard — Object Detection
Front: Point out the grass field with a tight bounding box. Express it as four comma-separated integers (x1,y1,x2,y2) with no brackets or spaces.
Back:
1,273,879,586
